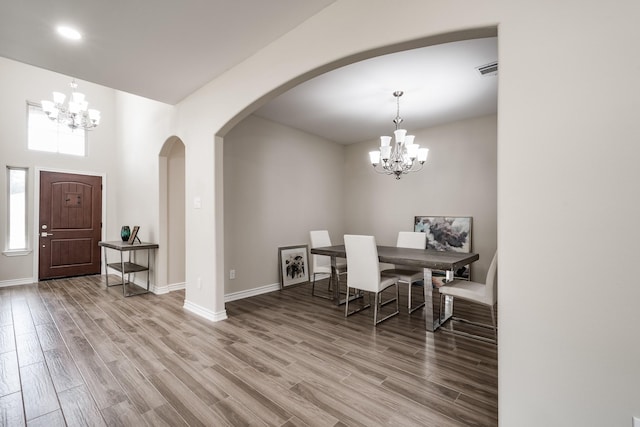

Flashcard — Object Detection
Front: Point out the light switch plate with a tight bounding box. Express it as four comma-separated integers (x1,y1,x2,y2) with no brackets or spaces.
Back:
193,197,201,209
633,416,640,427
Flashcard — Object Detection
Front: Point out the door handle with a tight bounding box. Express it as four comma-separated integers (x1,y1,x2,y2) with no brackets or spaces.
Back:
41,232,54,237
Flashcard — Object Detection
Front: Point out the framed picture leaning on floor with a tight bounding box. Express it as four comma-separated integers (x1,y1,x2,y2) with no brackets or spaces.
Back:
278,245,310,288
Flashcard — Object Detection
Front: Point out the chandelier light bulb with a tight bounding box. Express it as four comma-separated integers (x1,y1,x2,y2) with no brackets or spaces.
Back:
406,144,419,159
380,145,392,161
417,148,429,163
41,100,54,114
369,151,381,165
53,92,66,104
88,109,101,124
394,129,407,143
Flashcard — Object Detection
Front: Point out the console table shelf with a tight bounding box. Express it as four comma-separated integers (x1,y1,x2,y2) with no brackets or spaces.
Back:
106,262,150,274
99,240,159,297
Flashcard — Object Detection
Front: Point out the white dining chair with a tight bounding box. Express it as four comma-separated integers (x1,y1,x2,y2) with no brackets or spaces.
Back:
380,231,427,313
310,230,346,299
438,251,498,343
344,235,399,325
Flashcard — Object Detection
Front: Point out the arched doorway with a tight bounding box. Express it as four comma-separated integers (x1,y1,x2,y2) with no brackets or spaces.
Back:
220,32,498,301
159,136,186,292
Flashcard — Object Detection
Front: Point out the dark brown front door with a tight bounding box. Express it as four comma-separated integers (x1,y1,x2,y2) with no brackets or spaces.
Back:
39,171,102,280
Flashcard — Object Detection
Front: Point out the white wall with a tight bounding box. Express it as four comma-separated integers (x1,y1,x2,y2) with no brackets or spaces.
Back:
0,57,118,284
497,2,640,424
345,114,497,281
113,91,176,286
223,114,345,295
175,1,640,425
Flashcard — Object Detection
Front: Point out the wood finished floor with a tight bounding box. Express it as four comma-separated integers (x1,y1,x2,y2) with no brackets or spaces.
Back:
0,275,497,426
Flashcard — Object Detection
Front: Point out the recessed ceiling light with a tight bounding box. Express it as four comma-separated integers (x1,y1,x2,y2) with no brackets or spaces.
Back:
56,26,82,41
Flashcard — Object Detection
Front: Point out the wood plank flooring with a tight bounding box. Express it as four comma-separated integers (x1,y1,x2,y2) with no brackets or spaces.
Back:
0,275,497,426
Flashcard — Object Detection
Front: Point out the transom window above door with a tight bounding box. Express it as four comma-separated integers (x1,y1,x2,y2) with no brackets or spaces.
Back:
27,102,87,156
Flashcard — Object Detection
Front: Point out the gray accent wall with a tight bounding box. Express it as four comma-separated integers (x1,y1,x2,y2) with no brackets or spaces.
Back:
223,115,346,294
345,114,497,281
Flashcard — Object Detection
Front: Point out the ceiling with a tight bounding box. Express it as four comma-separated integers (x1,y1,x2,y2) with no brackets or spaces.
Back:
254,37,498,144
0,1,497,145
0,0,336,104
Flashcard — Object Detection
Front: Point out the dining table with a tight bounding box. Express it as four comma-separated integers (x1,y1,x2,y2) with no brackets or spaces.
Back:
310,244,479,332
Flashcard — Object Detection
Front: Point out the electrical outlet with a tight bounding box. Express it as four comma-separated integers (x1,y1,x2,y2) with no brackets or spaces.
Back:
230,269,236,280
633,416,640,427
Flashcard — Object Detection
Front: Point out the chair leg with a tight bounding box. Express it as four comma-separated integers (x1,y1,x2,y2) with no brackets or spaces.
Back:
312,273,332,300
345,285,350,317
490,305,498,343
345,287,371,318
373,292,379,325
439,296,498,344
373,284,400,325
395,282,399,314
380,283,397,307
408,281,425,314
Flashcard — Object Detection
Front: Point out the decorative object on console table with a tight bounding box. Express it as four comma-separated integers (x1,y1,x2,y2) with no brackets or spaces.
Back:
278,245,310,288
414,216,472,285
120,226,130,242
128,226,141,244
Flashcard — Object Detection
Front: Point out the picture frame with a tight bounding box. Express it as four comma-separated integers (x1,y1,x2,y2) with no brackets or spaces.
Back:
278,245,310,288
128,225,140,244
414,216,472,282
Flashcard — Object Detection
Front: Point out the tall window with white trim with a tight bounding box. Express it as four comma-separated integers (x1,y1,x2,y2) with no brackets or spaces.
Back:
27,102,86,156
7,167,28,251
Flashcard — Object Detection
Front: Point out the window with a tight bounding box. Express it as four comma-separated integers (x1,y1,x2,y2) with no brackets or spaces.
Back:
27,103,86,156
7,167,27,251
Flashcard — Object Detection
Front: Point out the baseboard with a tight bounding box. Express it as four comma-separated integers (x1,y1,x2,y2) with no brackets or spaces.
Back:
183,300,227,322
151,281,186,295
224,282,280,302
123,275,185,295
0,277,35,288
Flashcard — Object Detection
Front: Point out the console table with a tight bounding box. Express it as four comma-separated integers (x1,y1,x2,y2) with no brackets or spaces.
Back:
98,240,159,297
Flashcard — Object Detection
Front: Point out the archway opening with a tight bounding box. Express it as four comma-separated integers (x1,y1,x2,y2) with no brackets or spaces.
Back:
219,27,498,302
159,136,186,293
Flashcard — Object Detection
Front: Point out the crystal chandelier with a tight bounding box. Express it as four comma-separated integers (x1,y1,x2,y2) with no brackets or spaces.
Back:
369,91,428,179
41,80,101,131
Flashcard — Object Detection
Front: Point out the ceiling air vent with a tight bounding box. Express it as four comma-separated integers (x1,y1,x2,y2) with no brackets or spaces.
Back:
477,61,498,76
